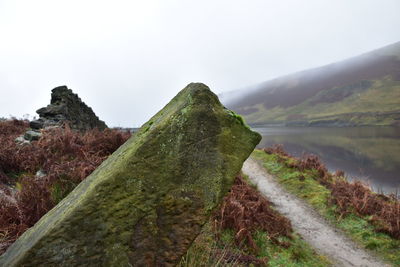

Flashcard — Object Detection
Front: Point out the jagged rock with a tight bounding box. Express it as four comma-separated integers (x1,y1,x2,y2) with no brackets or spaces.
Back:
0,83,261,266
29,86,107,131
29,120,43,130
14,136,30,145
24,130,42,141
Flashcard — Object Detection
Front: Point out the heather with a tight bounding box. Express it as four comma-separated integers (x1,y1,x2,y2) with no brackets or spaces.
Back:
0,119,131,254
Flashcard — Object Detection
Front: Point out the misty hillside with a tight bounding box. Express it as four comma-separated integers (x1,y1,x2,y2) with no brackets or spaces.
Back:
223,41,400,126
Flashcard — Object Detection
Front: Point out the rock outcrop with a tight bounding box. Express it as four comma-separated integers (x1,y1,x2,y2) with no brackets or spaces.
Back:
30,86,107,131
0,83,261,266
23,130,42,141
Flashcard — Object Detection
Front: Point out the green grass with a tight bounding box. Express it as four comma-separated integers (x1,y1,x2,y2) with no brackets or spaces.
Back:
252,149,400,266
253,231,330,267
180,224,331,267
50,179,79,205
178,223,232,267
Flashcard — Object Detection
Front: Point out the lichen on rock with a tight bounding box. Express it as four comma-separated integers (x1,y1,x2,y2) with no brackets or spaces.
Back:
0,83,261,266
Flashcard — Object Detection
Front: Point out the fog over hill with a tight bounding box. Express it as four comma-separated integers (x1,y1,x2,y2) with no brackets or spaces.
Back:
222,41,400,127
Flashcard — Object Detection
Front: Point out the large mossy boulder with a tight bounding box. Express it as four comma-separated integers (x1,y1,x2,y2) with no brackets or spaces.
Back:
0,83,261,266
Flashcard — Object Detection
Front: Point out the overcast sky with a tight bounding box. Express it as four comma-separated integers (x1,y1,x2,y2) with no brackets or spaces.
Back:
1,0,399,127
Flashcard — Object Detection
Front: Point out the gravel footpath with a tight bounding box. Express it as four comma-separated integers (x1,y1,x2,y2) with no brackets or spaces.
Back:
242,157,390,267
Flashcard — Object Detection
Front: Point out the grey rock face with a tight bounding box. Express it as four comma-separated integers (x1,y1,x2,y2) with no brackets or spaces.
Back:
14,136,30,145
29,120,44,130
24,130,42,141
30,86,107,131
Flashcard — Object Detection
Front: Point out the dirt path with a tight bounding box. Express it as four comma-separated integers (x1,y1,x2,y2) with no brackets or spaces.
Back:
242,157,389,267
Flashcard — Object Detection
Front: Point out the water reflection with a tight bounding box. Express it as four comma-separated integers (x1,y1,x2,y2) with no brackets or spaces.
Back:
254,127,400,194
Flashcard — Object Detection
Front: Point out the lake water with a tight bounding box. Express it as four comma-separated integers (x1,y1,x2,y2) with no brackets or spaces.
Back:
253,127,400,195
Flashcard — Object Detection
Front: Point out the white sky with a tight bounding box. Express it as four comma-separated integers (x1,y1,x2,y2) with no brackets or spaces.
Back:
0,0,399,127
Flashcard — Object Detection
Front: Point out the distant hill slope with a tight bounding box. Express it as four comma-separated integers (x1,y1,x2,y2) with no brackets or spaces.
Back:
223,42,400,126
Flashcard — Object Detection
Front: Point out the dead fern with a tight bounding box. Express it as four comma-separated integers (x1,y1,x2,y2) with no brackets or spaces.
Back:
214,175,293,252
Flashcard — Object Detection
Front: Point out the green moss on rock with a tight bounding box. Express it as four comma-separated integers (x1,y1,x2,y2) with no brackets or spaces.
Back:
0,83,261,266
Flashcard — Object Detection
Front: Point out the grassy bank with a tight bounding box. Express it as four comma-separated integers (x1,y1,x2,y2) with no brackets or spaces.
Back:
252,148,400,266
179,175,331,267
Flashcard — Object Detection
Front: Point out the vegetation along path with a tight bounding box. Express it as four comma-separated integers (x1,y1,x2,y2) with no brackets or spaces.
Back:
242,157,389,267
